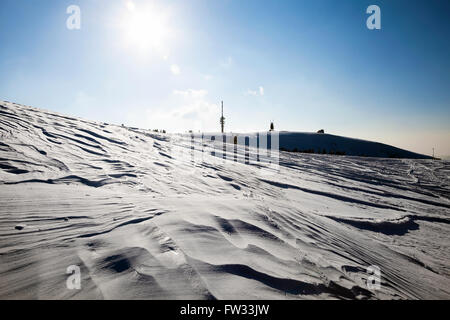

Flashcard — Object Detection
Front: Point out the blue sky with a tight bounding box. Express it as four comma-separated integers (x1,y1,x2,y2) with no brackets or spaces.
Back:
0,0,449,156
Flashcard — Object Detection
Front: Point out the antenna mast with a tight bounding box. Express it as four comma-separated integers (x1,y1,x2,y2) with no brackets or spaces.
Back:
220,101,225,133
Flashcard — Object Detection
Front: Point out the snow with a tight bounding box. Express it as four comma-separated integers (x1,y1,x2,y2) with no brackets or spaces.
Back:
277,131,432,158
0,100,449,299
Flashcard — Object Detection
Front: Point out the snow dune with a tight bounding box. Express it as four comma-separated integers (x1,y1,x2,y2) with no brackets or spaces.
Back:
0,101,449,299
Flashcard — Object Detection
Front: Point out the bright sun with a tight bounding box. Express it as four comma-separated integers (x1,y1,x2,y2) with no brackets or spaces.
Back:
120,1,171,56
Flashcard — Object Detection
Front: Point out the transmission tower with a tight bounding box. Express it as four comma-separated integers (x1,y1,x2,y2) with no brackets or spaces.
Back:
220,101,225,133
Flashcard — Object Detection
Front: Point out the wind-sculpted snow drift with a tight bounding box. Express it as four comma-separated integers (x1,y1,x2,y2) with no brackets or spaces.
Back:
0,101,449,299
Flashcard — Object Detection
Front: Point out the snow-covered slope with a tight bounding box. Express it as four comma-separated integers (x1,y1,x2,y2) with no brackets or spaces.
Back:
0,101,449,299
277,131,432,159
194,131,431,159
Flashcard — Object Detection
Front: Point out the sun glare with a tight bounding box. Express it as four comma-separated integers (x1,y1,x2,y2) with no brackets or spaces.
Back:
120,1,172,56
